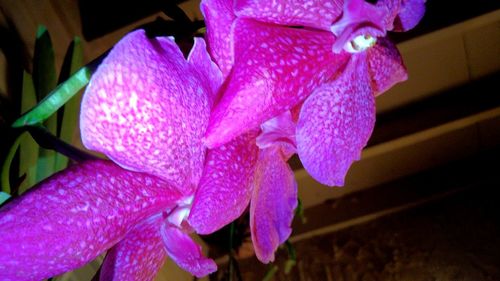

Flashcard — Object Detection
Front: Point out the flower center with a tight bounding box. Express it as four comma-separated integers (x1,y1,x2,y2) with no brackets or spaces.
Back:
345,34,377,53
330,0,389,53
167,195,194,228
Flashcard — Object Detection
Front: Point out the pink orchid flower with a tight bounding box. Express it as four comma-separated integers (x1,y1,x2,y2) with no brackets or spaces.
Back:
187,0,306,262
201,0,425,186
0,30,254,280
187,0,425,262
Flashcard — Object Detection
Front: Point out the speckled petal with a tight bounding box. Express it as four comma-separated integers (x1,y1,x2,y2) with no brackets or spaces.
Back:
296,54,375,186
188,37,224,106
201,0,236,77
205,19,350,148
100,215,166,281
189,130,259,234
367,37,407,96
80,30,211,194
375,0,401,30
160,223,217,277
393,0,426,31
234,0,342,31
250,148,298,263
0,160,181,281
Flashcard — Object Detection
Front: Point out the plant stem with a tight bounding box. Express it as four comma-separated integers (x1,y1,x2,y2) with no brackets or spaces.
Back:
27,125,99,162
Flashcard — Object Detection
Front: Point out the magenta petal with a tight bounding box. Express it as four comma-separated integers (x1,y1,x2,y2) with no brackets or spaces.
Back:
296,55,375,186
100,216,166,281
256,111,297,160
160,223,217,277
367,38,407,96
234,0,342,31
189,130,259,234
375,0,402,29
0,160,181,281
188,37,224,106
80,30,210,193
393,0,426,31
251,148,298,263
205,19,350,148
201,0,236,77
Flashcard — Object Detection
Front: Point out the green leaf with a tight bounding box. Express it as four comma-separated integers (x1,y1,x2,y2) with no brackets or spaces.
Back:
1,133,25,194
21,70,37,114
32,25,58,177
33,25,57,101
0,192,10,205
12,67,91,128
69,37,84,76
18,135,39,194
19,71,39,192
36,148,56,182
55,37,85,171
53,153,69,174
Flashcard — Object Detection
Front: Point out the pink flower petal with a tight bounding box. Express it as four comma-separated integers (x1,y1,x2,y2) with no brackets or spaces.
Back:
80,30,211,194
0,160,181,281
296,54,375,186
201,0,236,77
250,148,298,263
205,19,350,148
189,130,259,234
187,37,224,106
367,37,407,96
256,111,297,160
393,0,426,31
100,215,166,281
376,0,402,30
160,223,217,277
234,0,342,31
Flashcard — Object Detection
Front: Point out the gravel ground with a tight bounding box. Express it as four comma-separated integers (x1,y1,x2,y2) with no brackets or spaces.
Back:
219,184,500,281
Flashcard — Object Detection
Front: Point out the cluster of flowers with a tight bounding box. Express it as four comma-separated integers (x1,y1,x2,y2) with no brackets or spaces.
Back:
0,0,424,280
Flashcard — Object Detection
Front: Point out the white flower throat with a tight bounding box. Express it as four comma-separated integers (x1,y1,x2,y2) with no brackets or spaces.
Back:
345,34,377,53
